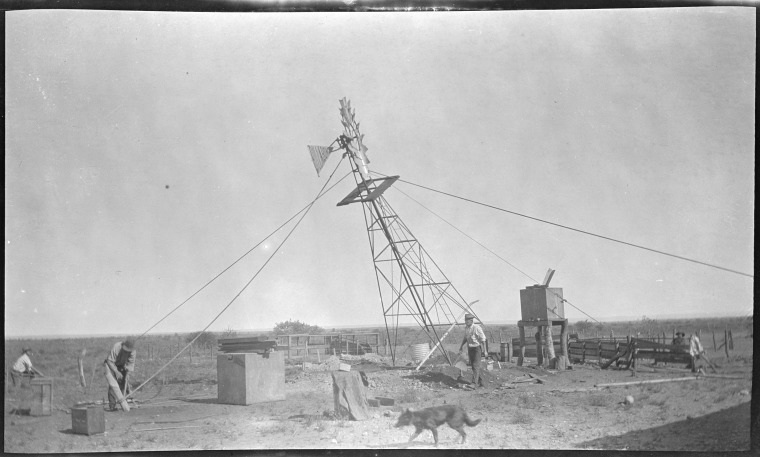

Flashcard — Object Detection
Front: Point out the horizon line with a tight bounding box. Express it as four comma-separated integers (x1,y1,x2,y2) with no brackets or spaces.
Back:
4,314,750,340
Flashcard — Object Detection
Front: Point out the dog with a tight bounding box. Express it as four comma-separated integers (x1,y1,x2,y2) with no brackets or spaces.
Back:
395,404,481,446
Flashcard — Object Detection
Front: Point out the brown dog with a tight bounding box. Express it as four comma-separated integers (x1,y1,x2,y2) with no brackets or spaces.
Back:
395,405,481,446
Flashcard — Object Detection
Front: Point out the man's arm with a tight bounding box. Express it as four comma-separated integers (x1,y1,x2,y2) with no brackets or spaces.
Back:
105,343,125,379
106,359,123,380
477,326,487,354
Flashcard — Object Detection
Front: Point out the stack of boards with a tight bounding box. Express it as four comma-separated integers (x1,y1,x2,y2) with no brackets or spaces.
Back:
218,335,279,354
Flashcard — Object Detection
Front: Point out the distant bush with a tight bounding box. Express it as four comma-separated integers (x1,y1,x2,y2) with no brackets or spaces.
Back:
273,319,324,335
575,320,593,334
185,331,217,348
220,326,237,339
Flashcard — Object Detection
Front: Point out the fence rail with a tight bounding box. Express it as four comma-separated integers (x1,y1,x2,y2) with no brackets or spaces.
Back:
274,333,382,359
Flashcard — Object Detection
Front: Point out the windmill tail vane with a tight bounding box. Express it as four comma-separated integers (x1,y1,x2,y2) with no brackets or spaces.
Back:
308,98,371,179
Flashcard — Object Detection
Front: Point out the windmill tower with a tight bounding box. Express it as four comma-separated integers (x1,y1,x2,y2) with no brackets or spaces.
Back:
308,98,479,365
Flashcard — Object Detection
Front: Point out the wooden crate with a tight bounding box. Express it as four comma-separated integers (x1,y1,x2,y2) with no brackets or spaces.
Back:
71,406,105,435
519,286,564,321
30,378,53,416
217,352,285,405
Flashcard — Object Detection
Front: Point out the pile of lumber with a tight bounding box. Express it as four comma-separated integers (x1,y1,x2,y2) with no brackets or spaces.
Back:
218,336,278,354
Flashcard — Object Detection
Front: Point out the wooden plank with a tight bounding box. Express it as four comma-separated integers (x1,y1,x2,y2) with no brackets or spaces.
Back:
218,336,271,344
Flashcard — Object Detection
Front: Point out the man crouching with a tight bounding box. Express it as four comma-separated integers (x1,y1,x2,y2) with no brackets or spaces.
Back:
104,338,136,411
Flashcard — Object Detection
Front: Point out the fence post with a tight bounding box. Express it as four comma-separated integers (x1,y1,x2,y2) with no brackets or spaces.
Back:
728,330,734,350
724,329,730,359
581,341,586,363
712,332,717,350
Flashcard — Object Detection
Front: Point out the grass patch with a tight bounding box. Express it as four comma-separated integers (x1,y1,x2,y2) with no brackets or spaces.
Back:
587,394,609,407
512,410,533,424
714,393,729,403
395,387,435,404
644,384,663,394
516,394,542,410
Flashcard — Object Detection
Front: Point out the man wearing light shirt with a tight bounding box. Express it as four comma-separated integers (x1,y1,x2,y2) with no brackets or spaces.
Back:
459,313,487,389
11,347,43,386
104,339,136,411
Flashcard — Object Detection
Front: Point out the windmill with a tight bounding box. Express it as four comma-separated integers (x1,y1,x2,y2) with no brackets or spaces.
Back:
308,98,480,365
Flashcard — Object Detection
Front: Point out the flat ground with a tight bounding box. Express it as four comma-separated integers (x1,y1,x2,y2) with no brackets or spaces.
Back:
4,337,754,452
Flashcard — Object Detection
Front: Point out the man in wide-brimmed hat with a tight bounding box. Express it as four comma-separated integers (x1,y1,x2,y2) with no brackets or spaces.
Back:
458,313,487,389
104,338,136,411
11,347,43,386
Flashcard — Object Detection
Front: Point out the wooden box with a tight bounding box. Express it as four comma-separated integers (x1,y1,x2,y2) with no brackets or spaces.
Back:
71,406,105,435
217,352,285,405
30,378,53,416
519,285,564,321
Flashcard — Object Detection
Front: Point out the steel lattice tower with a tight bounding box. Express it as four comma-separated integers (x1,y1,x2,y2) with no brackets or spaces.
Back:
309,99,478,365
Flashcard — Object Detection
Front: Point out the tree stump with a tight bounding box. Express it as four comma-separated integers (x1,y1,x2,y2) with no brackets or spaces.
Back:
551,355,568,370
331,371,370,421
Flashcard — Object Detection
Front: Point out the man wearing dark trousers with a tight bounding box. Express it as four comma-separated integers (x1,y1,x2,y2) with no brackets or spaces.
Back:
459,314,487,388
104,338,136,411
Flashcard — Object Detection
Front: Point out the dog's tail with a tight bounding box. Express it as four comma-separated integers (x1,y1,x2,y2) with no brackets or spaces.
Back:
465,416,481,427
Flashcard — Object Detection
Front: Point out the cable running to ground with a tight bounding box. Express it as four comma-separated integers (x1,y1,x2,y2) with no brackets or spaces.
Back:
376,173,753,279
390,183,601,324
127,158,346,398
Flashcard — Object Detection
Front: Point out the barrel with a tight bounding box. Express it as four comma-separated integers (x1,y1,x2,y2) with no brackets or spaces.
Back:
411,343,430,362
500,342,510,362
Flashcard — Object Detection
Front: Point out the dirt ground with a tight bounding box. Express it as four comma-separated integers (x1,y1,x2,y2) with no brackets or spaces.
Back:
4,347,754,453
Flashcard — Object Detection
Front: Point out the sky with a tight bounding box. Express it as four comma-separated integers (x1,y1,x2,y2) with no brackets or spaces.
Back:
5,8,755,338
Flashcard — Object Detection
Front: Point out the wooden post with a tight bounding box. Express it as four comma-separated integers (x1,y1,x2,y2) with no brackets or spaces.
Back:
536,327,543,367
518,324,525,367
712,332,717,350
189,344,193,364
560,321,568,359
724,329,730,359
77,349,87,388
545,325,556,361
728,330,734,350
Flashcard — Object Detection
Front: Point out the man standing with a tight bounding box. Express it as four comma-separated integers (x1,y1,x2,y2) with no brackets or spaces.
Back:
11,347,43,386
459,314,487,388
104,338,136,411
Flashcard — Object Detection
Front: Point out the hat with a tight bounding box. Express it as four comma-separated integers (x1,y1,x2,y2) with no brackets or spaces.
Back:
22,347,32,354
122,339,136,351
464,313,475,321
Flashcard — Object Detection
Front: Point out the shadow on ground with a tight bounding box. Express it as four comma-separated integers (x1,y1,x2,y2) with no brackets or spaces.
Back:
402,370,464,388
183,397,219,404
577,401,752,452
